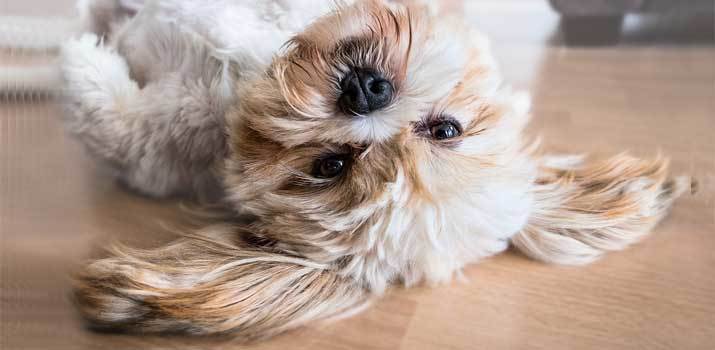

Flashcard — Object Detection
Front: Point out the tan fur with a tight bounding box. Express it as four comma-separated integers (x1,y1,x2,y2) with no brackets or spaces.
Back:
66,0,692,340
74,225,370,339
513,154,693,265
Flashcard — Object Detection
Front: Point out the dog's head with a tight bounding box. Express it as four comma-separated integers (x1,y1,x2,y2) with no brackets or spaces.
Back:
226,0,535,289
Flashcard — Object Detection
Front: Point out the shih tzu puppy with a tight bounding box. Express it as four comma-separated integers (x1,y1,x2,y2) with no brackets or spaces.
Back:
61,0,693,340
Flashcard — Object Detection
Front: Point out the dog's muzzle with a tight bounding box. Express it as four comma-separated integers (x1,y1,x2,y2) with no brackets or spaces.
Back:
338,67,393,116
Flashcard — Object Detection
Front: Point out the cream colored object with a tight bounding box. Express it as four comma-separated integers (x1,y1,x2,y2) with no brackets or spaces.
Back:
0,16,77,51
2,0,713,349
0,66,62,95
0,16,76,95
57,0,694,340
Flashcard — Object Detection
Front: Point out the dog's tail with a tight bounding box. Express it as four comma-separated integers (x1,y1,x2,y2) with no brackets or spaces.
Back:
511,154,695,265
74,225,371,338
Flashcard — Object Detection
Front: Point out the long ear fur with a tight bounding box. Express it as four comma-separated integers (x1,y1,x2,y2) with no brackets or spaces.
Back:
512,154,693,265
74,225,370,339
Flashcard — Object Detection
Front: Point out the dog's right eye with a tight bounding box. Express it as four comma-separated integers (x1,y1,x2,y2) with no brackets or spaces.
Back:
430,120,462,140
312,155,348,178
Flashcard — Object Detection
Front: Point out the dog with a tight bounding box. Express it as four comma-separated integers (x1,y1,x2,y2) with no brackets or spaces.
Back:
60,0,693,340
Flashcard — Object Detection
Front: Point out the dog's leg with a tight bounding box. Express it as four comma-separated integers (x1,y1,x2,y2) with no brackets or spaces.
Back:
74,225,369,338
60,33,141,167
512,154,693,265
60,33,228,199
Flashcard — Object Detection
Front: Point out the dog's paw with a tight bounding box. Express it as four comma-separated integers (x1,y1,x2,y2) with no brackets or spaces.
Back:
61,33,138,111
60,33,140,163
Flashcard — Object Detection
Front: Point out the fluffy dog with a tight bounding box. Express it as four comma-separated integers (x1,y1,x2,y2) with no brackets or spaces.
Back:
61,0,693,340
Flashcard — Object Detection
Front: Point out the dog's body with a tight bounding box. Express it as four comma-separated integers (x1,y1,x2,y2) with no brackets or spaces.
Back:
64,0,343,201
61,0,692,340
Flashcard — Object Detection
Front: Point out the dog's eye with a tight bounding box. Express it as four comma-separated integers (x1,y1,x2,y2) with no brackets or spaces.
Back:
430,121,461,140
313,155,347,178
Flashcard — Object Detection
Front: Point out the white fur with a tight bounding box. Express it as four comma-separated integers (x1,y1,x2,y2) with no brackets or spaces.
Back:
62,0,690,337
63,0,536,289
62,0,343,199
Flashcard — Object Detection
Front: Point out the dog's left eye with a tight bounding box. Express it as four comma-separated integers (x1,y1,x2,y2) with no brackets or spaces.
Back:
430,121,461,140
312,155,348,178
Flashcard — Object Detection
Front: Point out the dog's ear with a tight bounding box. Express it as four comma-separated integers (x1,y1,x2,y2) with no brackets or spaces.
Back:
73,225,369,338
512,154,693,265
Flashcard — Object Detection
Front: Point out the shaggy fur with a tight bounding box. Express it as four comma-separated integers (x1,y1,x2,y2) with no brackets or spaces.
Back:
61,0,693,340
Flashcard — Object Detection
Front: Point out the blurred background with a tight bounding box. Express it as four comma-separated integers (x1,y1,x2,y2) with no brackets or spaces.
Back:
1,1,714,350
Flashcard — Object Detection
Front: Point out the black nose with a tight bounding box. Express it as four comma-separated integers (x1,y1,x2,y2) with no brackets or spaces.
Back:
338,68,393,116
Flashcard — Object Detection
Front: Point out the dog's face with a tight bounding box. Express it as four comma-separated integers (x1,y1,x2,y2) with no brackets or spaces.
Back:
226,0,535,289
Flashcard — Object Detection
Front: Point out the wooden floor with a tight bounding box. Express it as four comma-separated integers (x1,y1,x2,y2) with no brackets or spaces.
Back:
1,1,714,349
